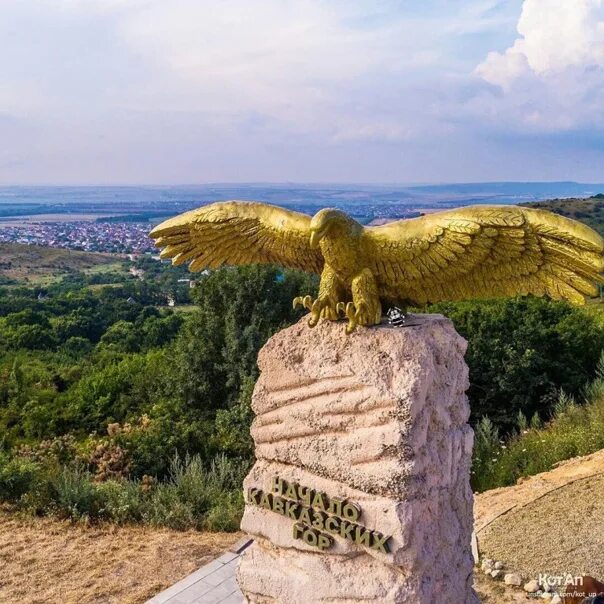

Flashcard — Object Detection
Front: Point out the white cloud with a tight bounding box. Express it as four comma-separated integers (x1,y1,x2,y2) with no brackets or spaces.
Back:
473,0,604,130
2,0,459,143
331,122,414,144
113,0,435,137
478,0,604,87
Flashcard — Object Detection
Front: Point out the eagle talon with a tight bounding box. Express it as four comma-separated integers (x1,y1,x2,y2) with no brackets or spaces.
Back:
308,298,324,327
293,295,315,311
343,300,376,334
294,295,343,327
344,302,358,334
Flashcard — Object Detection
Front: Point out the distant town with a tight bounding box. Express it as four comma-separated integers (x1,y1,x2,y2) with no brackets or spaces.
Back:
0,220,157,254
0,203,424,254
1,181,601,254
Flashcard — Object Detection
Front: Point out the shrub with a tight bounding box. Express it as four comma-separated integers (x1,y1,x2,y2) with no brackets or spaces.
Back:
51,465,98,520
98,413,199,480
87,442,131,482
472,363,604,492
471,417,500,490
203,491,244,531
16,434,77,465
144,485,197,530
0,453,42,502
0,452,250,529
213,376,255,457
94,480,145,524
143,453,247,531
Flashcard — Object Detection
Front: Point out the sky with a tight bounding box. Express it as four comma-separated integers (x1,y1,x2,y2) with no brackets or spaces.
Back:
2,0,604,185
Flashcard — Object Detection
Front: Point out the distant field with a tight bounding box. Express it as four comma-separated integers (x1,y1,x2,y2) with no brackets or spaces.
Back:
522,194,604,236
0,242,125,284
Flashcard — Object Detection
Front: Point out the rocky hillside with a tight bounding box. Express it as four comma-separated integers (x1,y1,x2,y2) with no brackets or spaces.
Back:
522,194,604,236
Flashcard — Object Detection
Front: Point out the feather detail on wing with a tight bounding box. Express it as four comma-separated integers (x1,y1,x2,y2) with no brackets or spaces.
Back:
149,201,323,274
362,205,604,306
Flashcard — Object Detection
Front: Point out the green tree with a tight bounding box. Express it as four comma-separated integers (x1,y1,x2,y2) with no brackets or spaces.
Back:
174,266,317,414
60,337,93,358
99,321,140,353
428,296,604,429
3,324,57,350
139,314,183,349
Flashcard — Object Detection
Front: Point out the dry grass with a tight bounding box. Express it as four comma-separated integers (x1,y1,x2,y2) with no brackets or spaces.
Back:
474,572,533,603
0,512,242,604
474,449,604,535
480,473,604,580
0,243,121,283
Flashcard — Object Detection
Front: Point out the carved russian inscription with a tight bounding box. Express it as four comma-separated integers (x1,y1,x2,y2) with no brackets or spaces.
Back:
247,476,391,553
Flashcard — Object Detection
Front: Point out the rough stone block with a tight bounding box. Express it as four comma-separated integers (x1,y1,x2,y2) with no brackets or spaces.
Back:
237,315,478,603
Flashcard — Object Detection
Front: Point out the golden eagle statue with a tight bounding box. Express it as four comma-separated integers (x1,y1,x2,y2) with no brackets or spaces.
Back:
150,201,604,333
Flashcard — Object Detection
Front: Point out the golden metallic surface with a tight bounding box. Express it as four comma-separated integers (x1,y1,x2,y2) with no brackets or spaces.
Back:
150,201,604,333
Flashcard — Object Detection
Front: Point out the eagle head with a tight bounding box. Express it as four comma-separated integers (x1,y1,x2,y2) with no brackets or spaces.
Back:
309,208,355,249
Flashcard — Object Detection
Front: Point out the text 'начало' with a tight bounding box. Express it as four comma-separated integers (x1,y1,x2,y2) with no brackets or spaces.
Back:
247,476,391,553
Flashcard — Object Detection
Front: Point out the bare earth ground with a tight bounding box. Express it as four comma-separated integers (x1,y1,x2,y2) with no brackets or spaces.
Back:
0,513,241,604
2,450,603,604
480,473,604,578
474,449,604,603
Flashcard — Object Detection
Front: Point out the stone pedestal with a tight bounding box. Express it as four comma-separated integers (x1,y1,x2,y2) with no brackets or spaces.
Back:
237,314,478,604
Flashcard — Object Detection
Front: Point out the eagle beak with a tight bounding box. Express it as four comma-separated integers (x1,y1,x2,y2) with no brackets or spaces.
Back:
309,229,324,249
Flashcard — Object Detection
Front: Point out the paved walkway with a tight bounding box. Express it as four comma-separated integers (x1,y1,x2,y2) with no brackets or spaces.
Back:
145,539,251,604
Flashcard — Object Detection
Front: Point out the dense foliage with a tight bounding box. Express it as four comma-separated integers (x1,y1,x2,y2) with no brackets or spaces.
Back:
472,356,604,492
0,263,317,526
0,450,248,531
1,256,604,522
427,296,604,429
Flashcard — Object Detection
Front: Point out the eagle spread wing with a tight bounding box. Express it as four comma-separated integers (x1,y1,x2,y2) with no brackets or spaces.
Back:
150,201,323,274
362,205,604,305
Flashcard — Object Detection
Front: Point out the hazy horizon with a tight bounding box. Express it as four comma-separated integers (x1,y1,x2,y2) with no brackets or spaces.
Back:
1,181,602,220
1,179,604,188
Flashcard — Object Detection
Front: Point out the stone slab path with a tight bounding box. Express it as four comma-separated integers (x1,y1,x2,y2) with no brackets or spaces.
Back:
145,539,251,604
